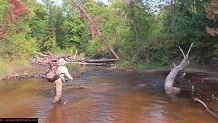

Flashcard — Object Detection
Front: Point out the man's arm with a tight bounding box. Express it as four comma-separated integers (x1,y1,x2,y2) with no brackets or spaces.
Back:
63,66,73,80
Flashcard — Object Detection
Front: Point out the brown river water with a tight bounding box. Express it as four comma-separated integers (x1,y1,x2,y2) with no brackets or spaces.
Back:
0,66,218,123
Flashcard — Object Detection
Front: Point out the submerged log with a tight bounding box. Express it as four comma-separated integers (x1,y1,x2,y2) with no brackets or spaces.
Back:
194,98,218,118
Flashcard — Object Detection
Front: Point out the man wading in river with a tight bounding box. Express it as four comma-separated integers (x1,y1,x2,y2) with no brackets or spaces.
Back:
57,58,73,83
52,58,73,103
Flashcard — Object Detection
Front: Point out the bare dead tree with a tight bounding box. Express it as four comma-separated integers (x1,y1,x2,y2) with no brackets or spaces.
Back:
165,43,193,93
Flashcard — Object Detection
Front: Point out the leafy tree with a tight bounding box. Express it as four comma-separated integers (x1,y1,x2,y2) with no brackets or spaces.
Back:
0,0,38,59
29,2,48,51
54,6,65,49
111,0,165,62
59,0,86,54
173,0,217,63
62,12,85,50
38,0,57,52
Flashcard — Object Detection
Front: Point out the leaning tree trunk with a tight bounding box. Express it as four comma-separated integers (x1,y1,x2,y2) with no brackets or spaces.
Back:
72,3,121,60
165,43,193,93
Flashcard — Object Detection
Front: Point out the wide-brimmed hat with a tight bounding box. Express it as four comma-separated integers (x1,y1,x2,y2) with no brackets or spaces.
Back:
58,58,66,66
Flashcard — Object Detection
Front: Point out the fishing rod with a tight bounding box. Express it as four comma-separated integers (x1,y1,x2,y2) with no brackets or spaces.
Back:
47,56,55,69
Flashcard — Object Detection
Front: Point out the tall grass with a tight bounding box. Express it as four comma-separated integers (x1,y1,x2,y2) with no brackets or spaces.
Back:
65,63,81,76
0,58,9,79
0,57,30,80
10,57,30,67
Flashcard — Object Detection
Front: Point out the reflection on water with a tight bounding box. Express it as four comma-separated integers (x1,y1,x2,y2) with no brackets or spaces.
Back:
0,68,218,123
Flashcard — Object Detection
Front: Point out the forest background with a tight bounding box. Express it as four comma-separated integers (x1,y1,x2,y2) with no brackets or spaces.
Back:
0,0,218,78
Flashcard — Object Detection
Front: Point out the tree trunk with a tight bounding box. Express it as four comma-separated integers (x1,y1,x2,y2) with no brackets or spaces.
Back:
131,12,139,42
72,3,121,60
169,0,176,34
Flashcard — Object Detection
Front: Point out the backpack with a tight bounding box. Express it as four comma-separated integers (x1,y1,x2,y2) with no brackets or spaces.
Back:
46,69,59,82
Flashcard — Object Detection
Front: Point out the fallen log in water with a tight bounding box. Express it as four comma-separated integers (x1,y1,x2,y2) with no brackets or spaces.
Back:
72,62,111,66
86,59,117,63
194,98,218,118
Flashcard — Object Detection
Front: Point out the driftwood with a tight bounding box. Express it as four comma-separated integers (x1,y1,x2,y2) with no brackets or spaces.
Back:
73,62,107,66
212,94,218,101
48,50,57,58
74,50,78,59
194,98,218,118
34,52,72,65
165,43,193,93
86,59,117,63
33,51,117,66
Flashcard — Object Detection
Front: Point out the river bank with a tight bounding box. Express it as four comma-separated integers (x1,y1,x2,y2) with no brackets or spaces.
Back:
2,63,218,85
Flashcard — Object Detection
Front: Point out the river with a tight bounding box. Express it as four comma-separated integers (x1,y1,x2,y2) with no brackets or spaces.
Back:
0,66,218,123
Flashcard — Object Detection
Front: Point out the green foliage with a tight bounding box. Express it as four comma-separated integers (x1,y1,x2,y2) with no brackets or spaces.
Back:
150,48,169,65
0,0,217,72
62,14,85,49
134,61,169,70
85,39,102,57
0,0,10,22
65,63,81,76
6,32,38,59
115,59,170,71
115,60,134,70
0,0,39,59
10,57,31,67
213,44,218,60
173,0,217,62
30,0,57,52
110,1,165,61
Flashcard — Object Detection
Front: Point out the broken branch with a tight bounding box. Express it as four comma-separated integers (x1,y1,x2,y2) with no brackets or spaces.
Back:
194,98,218,119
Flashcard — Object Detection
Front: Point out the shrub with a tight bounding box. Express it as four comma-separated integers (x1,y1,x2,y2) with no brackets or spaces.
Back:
65,63,81,77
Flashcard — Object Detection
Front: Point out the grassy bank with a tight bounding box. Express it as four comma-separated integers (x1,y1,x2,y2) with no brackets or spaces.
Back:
0,58,9,79
114,59,215,73
0,58,31,80
115,60,171,71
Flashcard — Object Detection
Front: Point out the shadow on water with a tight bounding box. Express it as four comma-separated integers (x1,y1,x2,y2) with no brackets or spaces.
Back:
0,66,218,123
